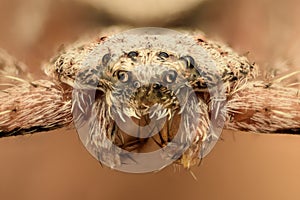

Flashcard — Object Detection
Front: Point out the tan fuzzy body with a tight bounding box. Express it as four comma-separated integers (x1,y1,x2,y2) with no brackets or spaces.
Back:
0,28,299,170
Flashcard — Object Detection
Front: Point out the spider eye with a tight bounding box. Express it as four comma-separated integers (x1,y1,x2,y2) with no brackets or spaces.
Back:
102,53,111,66
127,51,139,58
163,70,177,84
116,70,131,83
133,81,141,88
158,51,169,59
180,55,195,69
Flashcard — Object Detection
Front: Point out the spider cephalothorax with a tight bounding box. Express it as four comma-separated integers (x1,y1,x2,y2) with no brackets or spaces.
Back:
50,28,256,171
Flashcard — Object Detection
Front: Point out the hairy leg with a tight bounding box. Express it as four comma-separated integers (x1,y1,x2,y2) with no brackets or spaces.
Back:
227,80,300,133
0,79,72,137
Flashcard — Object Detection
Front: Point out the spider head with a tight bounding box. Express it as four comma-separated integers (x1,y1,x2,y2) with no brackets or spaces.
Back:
96,49,204,120
73,48,208,166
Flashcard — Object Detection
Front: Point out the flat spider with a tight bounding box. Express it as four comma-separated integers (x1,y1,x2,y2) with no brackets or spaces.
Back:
0,28,299,172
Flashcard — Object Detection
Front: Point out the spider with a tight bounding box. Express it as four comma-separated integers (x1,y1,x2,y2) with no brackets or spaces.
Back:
0,27,299,173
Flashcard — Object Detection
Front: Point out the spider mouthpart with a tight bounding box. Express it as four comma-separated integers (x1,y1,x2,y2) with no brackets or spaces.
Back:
180,55,195,69
116,70,131,83
158,51,169,59
163,70,177,83
102,53,111,66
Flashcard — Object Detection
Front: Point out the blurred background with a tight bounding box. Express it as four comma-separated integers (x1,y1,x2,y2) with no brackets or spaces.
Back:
0,0,300,199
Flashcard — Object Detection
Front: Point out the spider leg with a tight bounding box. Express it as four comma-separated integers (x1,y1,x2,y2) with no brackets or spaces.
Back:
227,80,300,133
0,80,73,137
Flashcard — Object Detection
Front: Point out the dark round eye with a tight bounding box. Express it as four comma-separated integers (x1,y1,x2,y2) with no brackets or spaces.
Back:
133,81,141,88
153,83,162,89
158,52,169,59
163,70,177,83
116,71,131,83
102,53,111,66
180,55,195,69
127,51,139,58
